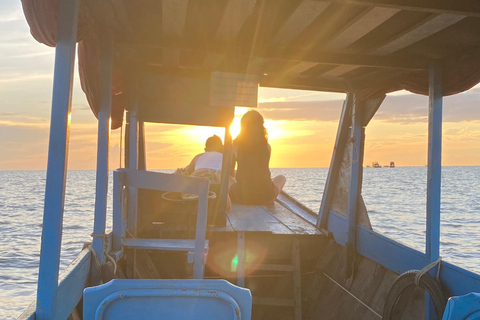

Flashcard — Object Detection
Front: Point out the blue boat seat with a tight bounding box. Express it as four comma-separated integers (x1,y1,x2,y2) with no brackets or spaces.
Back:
442,292,480,320
112,169,211,278
83,279,252,320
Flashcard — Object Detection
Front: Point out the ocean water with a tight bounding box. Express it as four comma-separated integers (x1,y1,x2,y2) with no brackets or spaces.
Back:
1,167,479,319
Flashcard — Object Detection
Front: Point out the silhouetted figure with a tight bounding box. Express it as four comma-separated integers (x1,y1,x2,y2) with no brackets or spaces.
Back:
229,110,286,205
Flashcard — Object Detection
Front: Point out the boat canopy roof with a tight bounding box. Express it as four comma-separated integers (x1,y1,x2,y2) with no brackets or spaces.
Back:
21,0,480,128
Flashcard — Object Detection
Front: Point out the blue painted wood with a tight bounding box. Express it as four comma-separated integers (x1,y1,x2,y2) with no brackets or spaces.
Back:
92,29,113,266
328,211,428,274
442,293,480,320
218,125,233,214
17,301,36,320
346,94,363,279
138,121,146,170
194,177,210,279
426,63,442,262
123,238,209,252
118,169,210,278
440,262,480,297
121,168,210,194
54,249,92,319
36,0,80,318
112,170,124,251
127,101,139,235
426,62,443,320
317,93,353,228
83,279,252,320
237,232,246,287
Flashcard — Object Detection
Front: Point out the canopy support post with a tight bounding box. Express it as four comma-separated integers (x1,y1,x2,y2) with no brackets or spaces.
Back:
138,121,146,170
127,81,139,236
36,0,80,318
345,94,363,286
317,93,353,229
425,62,443,320
91,28,113,269
218,118,233,216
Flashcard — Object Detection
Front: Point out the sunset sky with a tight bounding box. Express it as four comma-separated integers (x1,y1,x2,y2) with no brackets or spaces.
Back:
1,1,479,171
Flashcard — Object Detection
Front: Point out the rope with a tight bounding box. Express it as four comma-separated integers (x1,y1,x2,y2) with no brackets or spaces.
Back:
323,272,382,319
90,233,118,278
105,252,118,275
88,246,102,275
91,232,108,239
415,256,442,286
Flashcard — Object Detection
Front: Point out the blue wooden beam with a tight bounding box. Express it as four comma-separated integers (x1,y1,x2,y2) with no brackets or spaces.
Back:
426,62,442,262
328,210,480,297
425,62,443,320
36,0,80,318
112,170,124,251
218,122,233,215
138,121,146,170
346,94,363,282
127,87,139,236
92,28,113,267
317,93,353,228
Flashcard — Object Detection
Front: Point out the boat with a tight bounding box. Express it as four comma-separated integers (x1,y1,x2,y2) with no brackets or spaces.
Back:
372,162,382,168
17,1,480,319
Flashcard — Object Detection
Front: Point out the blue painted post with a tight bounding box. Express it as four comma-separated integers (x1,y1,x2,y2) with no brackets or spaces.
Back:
127,88,139,236
237,232,246,287
425,63,442,320
346,94,363,282
218,126,233,214
36,0,80,318
426,63,442,263
138,121,146,170
193,179,210,279
91,29,113,267
112,170,124,251
317,93,353,228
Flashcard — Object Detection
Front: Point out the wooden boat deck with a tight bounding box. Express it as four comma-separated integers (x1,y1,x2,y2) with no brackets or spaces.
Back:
211,199,323,236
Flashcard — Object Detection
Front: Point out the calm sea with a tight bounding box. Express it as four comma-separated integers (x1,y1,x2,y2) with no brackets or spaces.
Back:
1,167,479,319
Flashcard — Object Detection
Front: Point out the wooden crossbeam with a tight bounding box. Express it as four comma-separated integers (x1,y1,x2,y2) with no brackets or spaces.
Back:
215,0,256,42
162,0,189,67
316,12,466,78
325,0,480,18
370,13,466,55
271,0,330,47
205,0,256,69
324,6,400,51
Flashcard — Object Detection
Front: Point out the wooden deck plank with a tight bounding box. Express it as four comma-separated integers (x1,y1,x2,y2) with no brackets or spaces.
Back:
227,204,271,232
263,203,322,235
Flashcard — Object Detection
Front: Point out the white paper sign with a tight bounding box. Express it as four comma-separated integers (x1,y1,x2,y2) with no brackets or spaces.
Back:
210,72,259,108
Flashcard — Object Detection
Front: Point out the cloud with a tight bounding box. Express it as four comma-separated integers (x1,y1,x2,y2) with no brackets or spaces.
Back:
0,4,24,23
0,119,49,129
375,93,480,123
0,73,52,83
257,91,480,124
259,100,343,122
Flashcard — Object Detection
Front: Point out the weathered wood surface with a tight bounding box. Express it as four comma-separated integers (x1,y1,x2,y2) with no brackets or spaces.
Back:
225,202,323,235
304,239,425,320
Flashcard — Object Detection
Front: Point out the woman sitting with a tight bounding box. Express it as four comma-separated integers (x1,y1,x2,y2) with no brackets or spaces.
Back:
229,110,286,205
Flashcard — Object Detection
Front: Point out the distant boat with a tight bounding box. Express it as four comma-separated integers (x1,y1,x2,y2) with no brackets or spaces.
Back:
389,161,395,168
372,162,381,168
